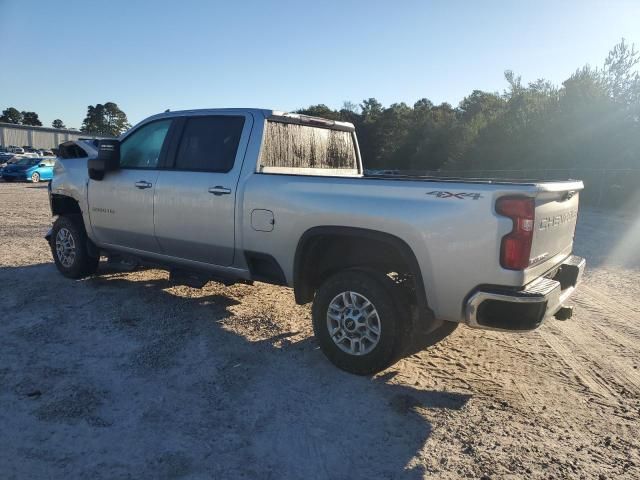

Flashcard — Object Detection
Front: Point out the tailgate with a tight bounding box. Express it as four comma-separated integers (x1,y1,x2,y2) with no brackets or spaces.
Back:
529,182,583,269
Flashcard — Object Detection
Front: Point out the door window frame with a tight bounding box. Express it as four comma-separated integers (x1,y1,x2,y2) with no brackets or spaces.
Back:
162,113,253,175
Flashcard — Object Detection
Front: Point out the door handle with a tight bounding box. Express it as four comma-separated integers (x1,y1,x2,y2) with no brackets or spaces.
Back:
208,186,231,196
134,181,152,189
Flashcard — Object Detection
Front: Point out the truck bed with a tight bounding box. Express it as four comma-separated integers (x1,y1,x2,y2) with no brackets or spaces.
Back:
364,171,581,187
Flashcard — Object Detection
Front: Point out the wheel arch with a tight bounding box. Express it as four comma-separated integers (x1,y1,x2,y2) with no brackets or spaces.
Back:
47,194,99,257
293,226,432,319
50,193,83,217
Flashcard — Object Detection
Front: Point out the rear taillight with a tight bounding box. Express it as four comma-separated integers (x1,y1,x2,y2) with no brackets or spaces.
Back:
496,196,535,270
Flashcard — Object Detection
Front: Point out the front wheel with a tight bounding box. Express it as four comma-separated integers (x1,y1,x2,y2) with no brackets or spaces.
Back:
50,216,99,279
312,270,409,375
31,172,40,183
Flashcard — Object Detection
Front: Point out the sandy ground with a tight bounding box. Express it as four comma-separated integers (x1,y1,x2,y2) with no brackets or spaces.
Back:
0,181,638,480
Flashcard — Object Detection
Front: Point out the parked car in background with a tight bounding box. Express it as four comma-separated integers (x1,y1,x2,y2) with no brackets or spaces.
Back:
1,156,55,182
0,152,16,164
0,154,23,174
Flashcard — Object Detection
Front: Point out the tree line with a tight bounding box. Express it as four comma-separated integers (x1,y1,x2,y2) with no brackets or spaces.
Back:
0,102,130,136
2,39,637,195
0,108,49,127
298,40,639,182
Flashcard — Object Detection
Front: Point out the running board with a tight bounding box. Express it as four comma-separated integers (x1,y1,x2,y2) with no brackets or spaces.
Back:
169,269,244,288
106,254,139,271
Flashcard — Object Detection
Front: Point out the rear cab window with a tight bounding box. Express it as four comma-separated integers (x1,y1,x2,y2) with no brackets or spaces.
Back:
259,119,359,176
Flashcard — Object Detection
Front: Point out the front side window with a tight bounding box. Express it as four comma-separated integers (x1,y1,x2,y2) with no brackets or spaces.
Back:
174,116,245,172
260,121,357,171
120,119,172,169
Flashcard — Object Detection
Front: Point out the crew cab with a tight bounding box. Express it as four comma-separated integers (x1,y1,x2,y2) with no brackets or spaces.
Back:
46,108,585,374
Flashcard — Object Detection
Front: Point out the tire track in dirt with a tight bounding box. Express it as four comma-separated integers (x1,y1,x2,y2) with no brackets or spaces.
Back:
571,300,640,354
553,318,640,395
540,312,640,401
578,284,640,337
537,328,616,400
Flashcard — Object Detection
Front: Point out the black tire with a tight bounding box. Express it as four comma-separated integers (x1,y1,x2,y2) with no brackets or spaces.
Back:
3,177,13,182
50,215,99,279
31,172,40,183
312,270,410,375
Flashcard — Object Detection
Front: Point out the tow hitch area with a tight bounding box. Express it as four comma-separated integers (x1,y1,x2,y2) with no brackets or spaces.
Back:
554,305,574,320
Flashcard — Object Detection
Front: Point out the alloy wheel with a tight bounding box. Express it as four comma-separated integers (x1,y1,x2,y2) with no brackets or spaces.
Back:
55,227,76,268
326,291,381,355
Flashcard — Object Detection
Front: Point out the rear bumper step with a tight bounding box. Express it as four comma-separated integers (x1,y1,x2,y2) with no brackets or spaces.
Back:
465,255,586,331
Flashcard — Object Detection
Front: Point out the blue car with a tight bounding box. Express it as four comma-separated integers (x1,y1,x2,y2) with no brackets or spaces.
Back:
1,157,55,183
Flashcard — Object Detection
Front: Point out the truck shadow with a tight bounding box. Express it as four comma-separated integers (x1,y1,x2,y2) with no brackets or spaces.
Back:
0,262,471,479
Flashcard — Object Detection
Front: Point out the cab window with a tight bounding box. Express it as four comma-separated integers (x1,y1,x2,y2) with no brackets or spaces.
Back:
173,116,245,172
120,119,172,169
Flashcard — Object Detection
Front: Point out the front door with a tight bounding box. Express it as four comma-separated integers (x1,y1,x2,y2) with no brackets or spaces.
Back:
88,119,172,252
154,114,251,266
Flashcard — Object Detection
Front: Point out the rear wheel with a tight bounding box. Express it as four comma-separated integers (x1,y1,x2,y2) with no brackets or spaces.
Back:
50,216,99,279
31,172,40,183
312,270,409,375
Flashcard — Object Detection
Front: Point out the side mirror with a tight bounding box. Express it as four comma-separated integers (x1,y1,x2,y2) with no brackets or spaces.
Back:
88,139,120,181
39,163,46,167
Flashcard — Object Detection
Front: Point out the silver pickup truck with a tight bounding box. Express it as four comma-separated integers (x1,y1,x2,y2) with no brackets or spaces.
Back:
47,108,585,374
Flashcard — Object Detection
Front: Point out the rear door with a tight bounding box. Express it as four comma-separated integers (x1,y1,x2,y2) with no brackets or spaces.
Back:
88,119,172,252
153,113,252,266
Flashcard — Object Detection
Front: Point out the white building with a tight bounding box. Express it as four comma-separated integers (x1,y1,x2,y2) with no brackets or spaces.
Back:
0,122,110,150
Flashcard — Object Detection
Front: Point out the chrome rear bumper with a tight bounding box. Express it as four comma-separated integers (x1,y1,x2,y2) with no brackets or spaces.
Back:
465,255,586,331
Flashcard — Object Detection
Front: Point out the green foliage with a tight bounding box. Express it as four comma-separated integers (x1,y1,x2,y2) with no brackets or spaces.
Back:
52,119,66,129
296,104,342,121
0,107,23,124
21,111,42,126
295,39,639,185
81,102,131,136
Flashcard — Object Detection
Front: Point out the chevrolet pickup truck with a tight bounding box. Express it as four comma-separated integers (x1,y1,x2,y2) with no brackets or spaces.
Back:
47,108,585,374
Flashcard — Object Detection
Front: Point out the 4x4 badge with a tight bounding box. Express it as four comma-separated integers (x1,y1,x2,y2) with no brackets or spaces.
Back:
427,191,483,200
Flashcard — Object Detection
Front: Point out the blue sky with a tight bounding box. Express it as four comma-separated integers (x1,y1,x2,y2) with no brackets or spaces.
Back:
1,0,639,129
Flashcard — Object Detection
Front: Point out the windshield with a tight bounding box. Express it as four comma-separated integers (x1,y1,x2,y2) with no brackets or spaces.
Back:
14,158,39,166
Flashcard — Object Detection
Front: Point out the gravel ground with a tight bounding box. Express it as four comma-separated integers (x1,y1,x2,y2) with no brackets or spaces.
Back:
0,182,638,479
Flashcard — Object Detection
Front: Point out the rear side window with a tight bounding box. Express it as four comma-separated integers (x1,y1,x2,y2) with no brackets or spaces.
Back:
174,116,245,172
57,142,88,159
260,121,357,172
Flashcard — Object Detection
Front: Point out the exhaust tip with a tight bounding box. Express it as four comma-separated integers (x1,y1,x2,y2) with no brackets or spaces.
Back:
554,306,574,321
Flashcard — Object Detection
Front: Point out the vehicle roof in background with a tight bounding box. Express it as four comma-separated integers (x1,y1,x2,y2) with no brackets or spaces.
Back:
57,139,98,158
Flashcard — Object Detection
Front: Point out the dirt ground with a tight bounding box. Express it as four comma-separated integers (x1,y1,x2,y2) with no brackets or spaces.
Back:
0,182,638,480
